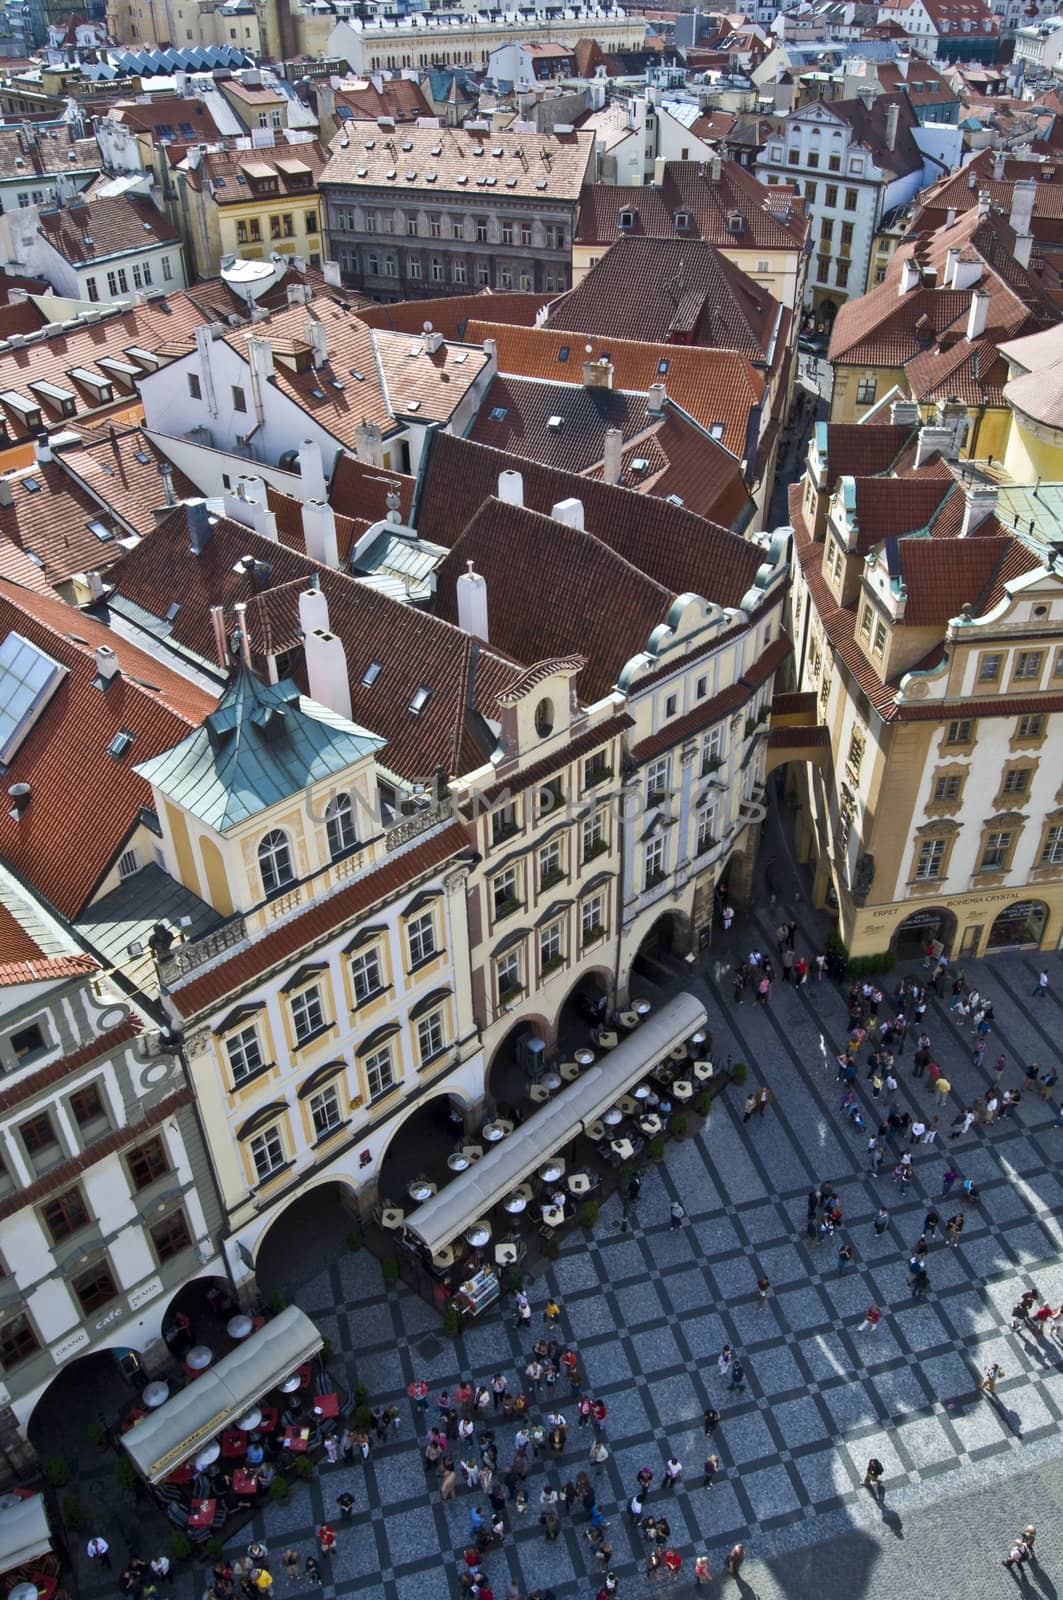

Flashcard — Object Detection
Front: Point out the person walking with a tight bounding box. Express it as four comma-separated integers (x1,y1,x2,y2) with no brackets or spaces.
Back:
694,1555,712,1585
725,1543,745,1578
1003,1537,1031,1571
873,1206,890,1236
87,1538,112,1571
728,1358,746,1392
703,1454,720,1489
662,1457,683,1492
941,1167,959,1198
924,1208,939,1239
857,1304,881,1335
1032,970,1049,1000
838,1241,855,1272
703,1408,720,1439
669,1201,685,1232
978,1362,1004,1395
946,1213,964,1247
755,1277,770,1311
861,1458,885,1495
717,1345,733,1379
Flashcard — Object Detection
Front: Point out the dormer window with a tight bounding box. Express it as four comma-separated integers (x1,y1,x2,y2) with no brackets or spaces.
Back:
618,209,635,229
258,829,294,896
673,210,691,231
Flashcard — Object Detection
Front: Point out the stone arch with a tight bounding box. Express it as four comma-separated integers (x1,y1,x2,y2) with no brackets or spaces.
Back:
986,899,1048,952
252,1177,364,1300
890,906,958,961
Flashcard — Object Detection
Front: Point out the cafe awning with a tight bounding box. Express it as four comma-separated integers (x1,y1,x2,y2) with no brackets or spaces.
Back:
121,1305,322,1485
405,990,707,1258
0,1495,51,1576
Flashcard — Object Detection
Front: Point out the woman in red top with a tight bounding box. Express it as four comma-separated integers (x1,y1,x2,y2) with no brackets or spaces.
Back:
664,1549,682,1579
592,1399,607,1429
317,1525,337,1556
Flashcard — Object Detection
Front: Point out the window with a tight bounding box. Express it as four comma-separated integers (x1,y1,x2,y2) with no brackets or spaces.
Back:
825,184,838,207
980,830,1012,870
1041,824,1063,865
249,1126,285,1183
188,373,201,400
520,223,532,248
232,385,247,413
365,1044,394,1100
493,867,519,916
86,277,99,301
351,946,383,1005
664,693,677,718
476,216,488,242
106,268,129,296
537,841,563,891
644,835,666,889
933,775,962,803
407,910,436,967
491,802,518,844
453,261,466,285
584,750,610,788
408,257,422,279
840,221,853,249
844,188,857,210
846,728,865,776
431,256,445,282
258,830,294,895
429,214,442,238
41,1185,89,1243
162,257,173,281
540,920,563,969
226,1024,264,1085
860,605,873,641
646,756,671,804
701,728,723,774
807,151,820,168
496,949,521,1001
406,212,418,236
805,180,817,202
9,1023,45,1064
873,620,888,657
325,792,357,858
582,809,605,862
820,218,833,242
836,261,850,289
979,653,1002,682
828,153,841,172
1015,650,1043,681
309,1085,342,1139
915,838,945,880
581,892,605,944
1002,768,1031,797
306,211,318,235
1018,714,1044,738
946,719,973,745
127,1136,169,1191
696,801,717,855
21,1112,58,1168
150,1209,191,1262
696,676,707,701
0,1314,38,1372
856,377,876,405
416,1010,446,1063
291,984,325,1045
502,221,514,246
70,1084,109,1139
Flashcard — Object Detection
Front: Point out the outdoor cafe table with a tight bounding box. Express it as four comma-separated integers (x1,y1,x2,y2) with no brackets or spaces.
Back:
672,1079,694,1101
618,1010,639,1029
610,1137,636,1161
693,1061,715,1082
380,1206,405,1230
221,1430,247,1458
567,1172,594,1196
283,1427,311,1453
639,1113,663,1137
232,1469,259,1496
188,1499,216,1531
312,1393,340,1419
542,1204,566,1228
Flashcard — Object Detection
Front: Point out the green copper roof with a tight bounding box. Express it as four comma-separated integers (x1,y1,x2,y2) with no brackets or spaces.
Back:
135,667,385,832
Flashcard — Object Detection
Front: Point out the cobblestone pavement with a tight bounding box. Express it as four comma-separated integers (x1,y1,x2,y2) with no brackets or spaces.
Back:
76,911,1063,1600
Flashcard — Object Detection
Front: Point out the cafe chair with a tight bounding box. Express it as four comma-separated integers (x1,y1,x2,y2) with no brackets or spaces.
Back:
166,1503,190,1529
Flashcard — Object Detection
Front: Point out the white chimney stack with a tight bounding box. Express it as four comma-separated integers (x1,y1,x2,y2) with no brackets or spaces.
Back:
303,314,328,369
354,421,384,467
899,258,921,295
456,560,489,641
302,499,339,568
95,644,119,680
1010,178,1037,238
498,469,524,506
299,583,331,637
648,382,666,415
885,100,899,152
34,435,52,465
305,629,352,720
298,439,327,503
1014,232,1033,269
960,482,997,537
603,427,623,485
551,497,585,529
967,288,990,341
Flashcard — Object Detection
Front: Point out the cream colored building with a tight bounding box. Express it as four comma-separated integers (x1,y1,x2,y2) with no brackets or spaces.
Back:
326,7,647,75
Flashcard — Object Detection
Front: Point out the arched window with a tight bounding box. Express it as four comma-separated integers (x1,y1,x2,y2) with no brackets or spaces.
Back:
258,830,294,896
534,697,554,738
326,792,357,860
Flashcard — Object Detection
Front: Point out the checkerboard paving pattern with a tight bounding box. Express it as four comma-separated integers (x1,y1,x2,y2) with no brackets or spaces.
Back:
81,939,1063,1600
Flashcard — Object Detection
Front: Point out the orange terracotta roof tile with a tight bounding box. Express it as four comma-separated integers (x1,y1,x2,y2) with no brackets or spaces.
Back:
38,194,179,265
575,160,808,251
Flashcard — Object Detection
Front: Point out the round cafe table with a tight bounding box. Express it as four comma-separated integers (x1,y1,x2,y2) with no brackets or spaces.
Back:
466,1220,492,1248
194,1440,221,1469
503,1193,527,1214
409,1180,436,1202
236,1406,262,1432
542,1072,562,1092
602,1106,624,1126
482,1123,506,1142
143,1381,170,1409
186,1345,213,1372
635,1000,651,1017
634,1082,652,1100
448,1151,470,1172
539,1159,565,1183
227,1314,253,1341
280,1373,302,1394
691,1030,706,1045
10,1582,38,1600
575,1049,595,1066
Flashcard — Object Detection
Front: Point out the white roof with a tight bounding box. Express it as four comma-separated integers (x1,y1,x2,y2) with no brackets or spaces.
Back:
121,1306,322,1483
405,990,708,1257
0,1495,51,1577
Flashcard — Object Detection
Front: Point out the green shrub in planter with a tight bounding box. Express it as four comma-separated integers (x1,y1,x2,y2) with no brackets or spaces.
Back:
577,1199,600,1229
648,1136,666,1163
442,1306,461,1339
500,1265,524,1293
61,1495,85,1532
730,1060,748,1085
43,1456,69,1488
671,1113,689,1140
355,1382,369,1405
693,1091,712,1117
204,1537,222,1560
293,1454,314,1481
381,1257,400,1286
269,1477,291,1505
115,1457,139,1493
354,1404,373,1430
169,1533,192,1563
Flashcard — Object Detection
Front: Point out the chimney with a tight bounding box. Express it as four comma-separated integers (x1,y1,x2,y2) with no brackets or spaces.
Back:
34,434,52,465
967,288,990,341
914,424,956,468
94,643,119,681
298,582,330,638
246,336,274,413
1010,178,1037,237
456,560,489,641
159,461,177,506
303,313,328,369
709,153,722,181
993,150,1005,181
354,421,384,468
497,469,524,507
305,629,352,720
298,439,327,502
0,480,12,508
944,246,959,289
87,569,107,600
885,100,899,152
551,497,584,529
1014,232,1033,269
185,498,212,553
483,337,497,361
898,258,920,295
856,85,874,109
889,398,921,426
302,499,339,568
233,602,252,669
7,782,31,818
961,481,997,537
582,356,614,389
422,322,444,354
603,427,623,485
210,604,228,668
648,381,667,415
322,259,342,288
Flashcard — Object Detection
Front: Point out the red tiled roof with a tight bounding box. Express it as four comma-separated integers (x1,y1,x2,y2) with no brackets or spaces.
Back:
171,822,471,1017
181,141,328,204
898,535,1040,625
0,580,217,917
329,455,416,526
0,453,167,591
53,428,197,541
825,424,914,484
849,476,954,552
355,291,546,339
415,432,764,607
766,724,829,748
575,160,808,251
39,195,179,265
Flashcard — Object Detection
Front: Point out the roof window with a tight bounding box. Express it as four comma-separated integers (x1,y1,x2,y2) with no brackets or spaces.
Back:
362,661,382,687
409,685,432,715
